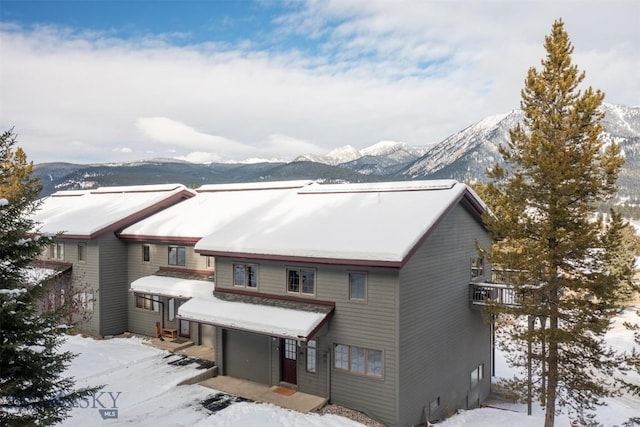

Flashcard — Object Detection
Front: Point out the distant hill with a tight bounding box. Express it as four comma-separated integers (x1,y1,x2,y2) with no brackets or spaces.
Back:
34,104,639,204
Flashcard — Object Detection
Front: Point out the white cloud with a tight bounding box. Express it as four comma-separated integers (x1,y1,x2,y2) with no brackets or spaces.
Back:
1,1,637,164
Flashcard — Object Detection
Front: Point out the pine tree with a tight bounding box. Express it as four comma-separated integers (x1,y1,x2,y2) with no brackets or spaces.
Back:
479,20,636,426
0,129,98,425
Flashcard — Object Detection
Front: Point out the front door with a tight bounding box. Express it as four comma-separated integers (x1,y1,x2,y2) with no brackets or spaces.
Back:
281,339,297,385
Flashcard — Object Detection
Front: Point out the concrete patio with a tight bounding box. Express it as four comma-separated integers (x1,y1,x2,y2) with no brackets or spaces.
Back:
143,337,215,361
199,375,327,413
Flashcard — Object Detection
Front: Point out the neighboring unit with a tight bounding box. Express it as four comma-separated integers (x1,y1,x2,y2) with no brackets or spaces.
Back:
32,184,195,336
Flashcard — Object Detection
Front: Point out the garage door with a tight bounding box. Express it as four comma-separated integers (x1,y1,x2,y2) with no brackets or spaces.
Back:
223,329,270,384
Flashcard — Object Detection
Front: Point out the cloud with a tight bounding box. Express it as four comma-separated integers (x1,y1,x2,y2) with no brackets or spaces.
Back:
1,1,638,165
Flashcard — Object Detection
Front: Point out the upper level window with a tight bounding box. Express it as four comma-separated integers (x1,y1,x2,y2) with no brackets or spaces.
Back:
49,242,64,260
77,243,86,262
349,272,367,301
287,268,315,295
206,256,214,269
142,245,150,262
168,246,185,266
471,257,484,279
234,263,258,288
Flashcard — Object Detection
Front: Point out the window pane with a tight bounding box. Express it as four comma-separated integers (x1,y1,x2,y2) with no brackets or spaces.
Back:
143,245,150,262
367,349,383,377
287,270,300,293
168,298,175,321
306,340,317,373
301,270,315,294
58,243,64,259
77,244,86,262
247,265,258,288
177,247,185,266
152,295,160,312
350,347,365,374
349,272,366,300
234,264,245,286
335,344,349,370
168,247,177,265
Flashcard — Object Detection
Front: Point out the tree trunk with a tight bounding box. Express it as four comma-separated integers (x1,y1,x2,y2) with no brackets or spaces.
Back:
545,306,559,427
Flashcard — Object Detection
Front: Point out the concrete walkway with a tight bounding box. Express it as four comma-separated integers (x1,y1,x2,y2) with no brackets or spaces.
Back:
143,337,215,361
200,376,327,413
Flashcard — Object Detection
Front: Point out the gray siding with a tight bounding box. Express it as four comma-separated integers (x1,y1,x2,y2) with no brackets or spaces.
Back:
397,204,492,426
38,239,101,336
98,234,129,336
215,258,398,427
126,243,214,336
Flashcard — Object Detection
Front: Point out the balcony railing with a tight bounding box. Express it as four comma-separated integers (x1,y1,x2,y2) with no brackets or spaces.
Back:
469,282,520,307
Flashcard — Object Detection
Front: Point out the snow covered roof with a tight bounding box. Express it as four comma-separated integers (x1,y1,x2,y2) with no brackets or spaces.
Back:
178,294,332,341
33,184,194,239
130,275,213,300
194,180,486,266
119,180,313,242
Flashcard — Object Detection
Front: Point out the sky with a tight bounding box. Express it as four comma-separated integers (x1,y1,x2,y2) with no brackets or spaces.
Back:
1,0,639,165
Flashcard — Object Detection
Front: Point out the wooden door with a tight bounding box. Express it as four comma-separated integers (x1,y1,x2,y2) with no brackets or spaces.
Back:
281,339,297,385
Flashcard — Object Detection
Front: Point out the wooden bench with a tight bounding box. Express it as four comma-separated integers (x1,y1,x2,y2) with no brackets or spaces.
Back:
162,328,178,339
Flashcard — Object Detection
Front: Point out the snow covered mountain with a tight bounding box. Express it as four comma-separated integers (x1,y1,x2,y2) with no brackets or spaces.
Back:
34,104,639,200
295,141,428,170
398,103,640,199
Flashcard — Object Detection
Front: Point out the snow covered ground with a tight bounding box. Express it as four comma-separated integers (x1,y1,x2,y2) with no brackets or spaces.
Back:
58,308,640,427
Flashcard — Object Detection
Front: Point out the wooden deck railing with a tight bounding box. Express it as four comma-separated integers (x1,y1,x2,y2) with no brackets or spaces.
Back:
469,282,520,307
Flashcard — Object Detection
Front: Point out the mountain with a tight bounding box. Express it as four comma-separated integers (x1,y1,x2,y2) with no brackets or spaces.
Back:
397,103,640,200
33,104,639,202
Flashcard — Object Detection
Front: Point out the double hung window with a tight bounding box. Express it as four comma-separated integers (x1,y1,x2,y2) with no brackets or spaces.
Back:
287,268,315,295
234,263,258,288
168,246,186,266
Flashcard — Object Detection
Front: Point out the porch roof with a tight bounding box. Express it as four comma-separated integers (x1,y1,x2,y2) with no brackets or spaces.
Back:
177,293,333,341
129,275,213,300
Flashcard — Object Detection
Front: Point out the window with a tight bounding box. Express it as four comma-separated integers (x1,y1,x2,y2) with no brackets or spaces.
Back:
287,268,315,295
334,344,349,370
206,256,214,269
77,243,86,262
306,340,317,373
168,246,185,266
234,263,258,288
471,257,484,279
77,292,94,312
471,363,484,387
143,245,150,262
135,294,159,312
334,344,383,378
349,272,367,301
49,241,64,260
168,298,175,321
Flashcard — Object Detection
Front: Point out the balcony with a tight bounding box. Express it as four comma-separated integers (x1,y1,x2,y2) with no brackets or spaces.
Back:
469,282,520,307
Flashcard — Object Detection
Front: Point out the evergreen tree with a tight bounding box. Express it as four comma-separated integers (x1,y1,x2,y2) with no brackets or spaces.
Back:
479,20,636,426
0,129,98,426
